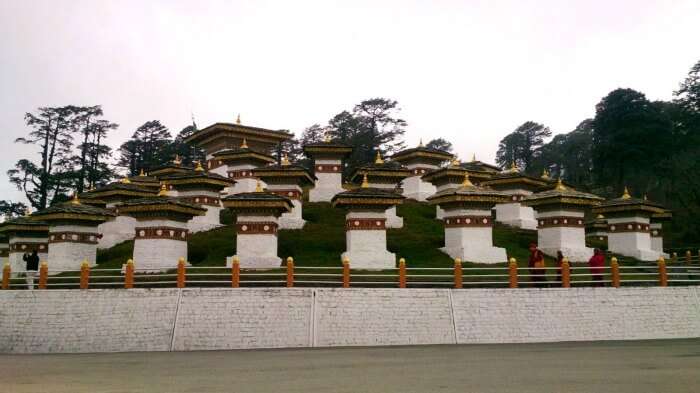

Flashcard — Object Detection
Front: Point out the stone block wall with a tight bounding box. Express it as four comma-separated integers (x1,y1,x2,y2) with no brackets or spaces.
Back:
0,287,699,354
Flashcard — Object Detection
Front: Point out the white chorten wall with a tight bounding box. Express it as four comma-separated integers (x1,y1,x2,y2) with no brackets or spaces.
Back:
309,159,344,202
342,210,396,270
650,223,666,255
223,164,266,195
535,210,592,262
7,237,48,277
47,225,100,272
402,164,438,202
494,189,537,230
266,185,305,229
368,183,403,228
178,190,223,233
607,216,662,261
441,208,506,263
97,205,136,249
133,219,189,271
227,214,282,269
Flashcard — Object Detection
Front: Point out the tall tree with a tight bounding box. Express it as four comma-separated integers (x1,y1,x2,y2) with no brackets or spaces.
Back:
425,138,453,152
8,106,78,209
495,121,551,172
72,106,118,192
117,120,173,176
168,124,205,167
0,200,28,220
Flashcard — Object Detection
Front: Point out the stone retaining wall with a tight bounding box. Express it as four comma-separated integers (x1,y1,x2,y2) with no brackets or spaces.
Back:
1,287,698,354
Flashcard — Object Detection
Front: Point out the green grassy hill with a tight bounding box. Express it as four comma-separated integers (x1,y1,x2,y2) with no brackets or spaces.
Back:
97,201,541,269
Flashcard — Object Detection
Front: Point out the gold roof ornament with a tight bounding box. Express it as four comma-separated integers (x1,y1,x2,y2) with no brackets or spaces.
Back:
281,153,290,166
254,180,263,192
70,193,81,205
120,177,131,184
621,187,631,200
643,194,648,201
158,183,168,197
24,207,32,217
554,178,567,191
194,160,205,172
361,173,370,188
508,162,519,173
173,155,182,166
461,173,474,188
236,114,241,125
374,152,384,165
418,139,424,147
596,214,605,219
451,156,461,167
240,138,249,149
323,133,331,143
139,169,145,177
471,153,477,162
541,169,550,180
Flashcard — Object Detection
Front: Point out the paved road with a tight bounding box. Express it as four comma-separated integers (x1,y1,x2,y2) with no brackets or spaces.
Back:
1,339,699,393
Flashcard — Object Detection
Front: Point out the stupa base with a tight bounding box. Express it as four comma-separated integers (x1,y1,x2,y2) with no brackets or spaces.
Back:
609,248,665,262
227,255,282,269
541,246,594,263
440,246,507,264
341,250,396,270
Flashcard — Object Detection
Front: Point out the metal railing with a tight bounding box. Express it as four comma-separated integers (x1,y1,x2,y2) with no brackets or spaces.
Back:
3,253,700,290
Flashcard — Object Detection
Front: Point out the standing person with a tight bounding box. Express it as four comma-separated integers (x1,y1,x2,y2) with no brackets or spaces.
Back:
528,242,547,287
588,248,606,287
555,251,565,286
23,250,40,289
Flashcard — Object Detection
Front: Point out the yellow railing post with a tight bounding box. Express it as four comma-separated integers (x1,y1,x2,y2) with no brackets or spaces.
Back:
38,261,48,289
231,256,240,288
80,260,90,289
658,257,667,287
686,250,692,265
453,258,462,289
2,263,11,289
398,258,406,288
286,257,294,288
342,257,350,288
124,259,134,289
611,257,620,288
508,258,518,289
177,257,186,288
561,258,570,288
671,252,678,264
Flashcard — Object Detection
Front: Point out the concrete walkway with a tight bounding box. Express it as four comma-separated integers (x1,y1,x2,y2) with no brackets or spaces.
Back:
1,339,699,393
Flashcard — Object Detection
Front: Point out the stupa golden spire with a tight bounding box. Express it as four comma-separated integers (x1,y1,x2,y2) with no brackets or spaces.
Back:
158,183,168,197
554,178,567,191
471,153,476,162
173,155,182,166
240,138,249,149
461,173,474,188
361,173,369,188
236,114,241,124
120,177,131,184
541,169,550,180
374,152,384,165
281,153,290,166
194,160,205,172
139,168,146,177
254,180,263,192
418,139,424,147
70,193,81,205
621,187,631,200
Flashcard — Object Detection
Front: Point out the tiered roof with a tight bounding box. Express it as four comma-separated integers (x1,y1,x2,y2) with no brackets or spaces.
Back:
427,174,510,209
523,180,604,210
592,188,666,217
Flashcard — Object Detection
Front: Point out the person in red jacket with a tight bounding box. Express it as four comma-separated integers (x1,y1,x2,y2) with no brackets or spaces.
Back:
528,242,547,287
588,248,606,287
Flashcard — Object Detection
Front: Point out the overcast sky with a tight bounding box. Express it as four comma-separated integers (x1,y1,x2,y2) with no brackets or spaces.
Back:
1,0,699,203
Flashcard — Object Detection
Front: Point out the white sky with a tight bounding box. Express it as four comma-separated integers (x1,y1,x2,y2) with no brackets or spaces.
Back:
1,0,699,203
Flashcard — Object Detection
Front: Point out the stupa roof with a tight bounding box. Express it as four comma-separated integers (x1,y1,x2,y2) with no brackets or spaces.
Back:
523,180,604,209
147,163,193,177
350,158,411,184
586,214,608,231
222,189,293,213
118,196,206,217
480,170,551,190
391,145,453,164
252,164,316,185
211,147,276,164
331,186,405,209
0,216,49,233
303,139,353,157
184,122,293,154
421,163,470,186
592,188,665,215
80,181,156,200
427,175,510,206
160,170,234,188
31,197,116,223
651,210,673,222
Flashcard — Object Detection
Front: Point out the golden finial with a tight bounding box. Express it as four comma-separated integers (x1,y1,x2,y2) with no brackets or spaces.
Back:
24,207,31,217
120,177,131,184
554,178,567,191
621,187,631,200
323,133,331,143
418,139,424,147
541,169,550,180
139,168,145,177
254,180,263,192
374,152,384,165
471,153,476,162
281,153,290,166
508,162,519,173
194,160,205,172
173,155,182,166
240,138,248,149
596,214,605,219
461,173,474,187
236,114,241,124
71,193,81,205
451,157,461,167
643,194,648,201
361,173,369,188
158,183,168,197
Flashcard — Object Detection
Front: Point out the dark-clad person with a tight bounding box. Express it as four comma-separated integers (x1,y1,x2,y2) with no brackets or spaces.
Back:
23,250,40,289
555,250,565,286
588,248,606,287
528,242,547,287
